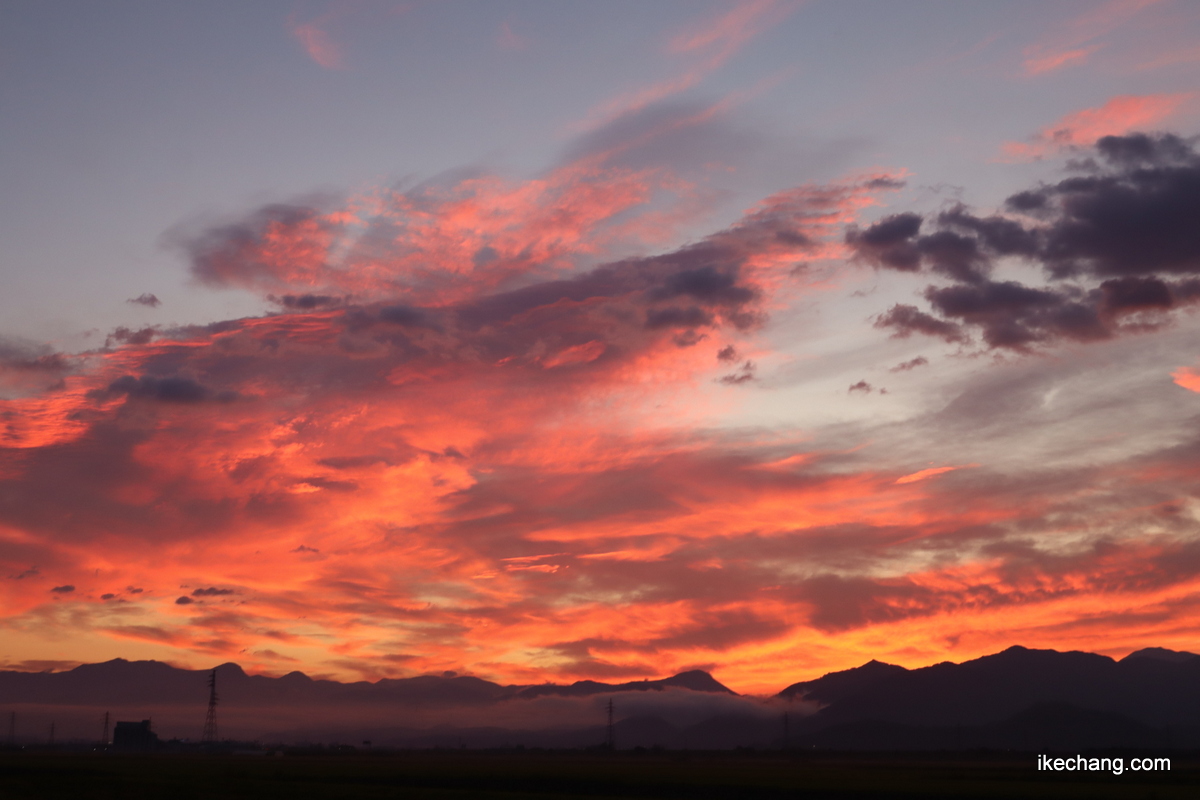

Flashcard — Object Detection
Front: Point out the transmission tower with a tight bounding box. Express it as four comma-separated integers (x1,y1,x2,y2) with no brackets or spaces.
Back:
202,668,219,743
606,698,615,751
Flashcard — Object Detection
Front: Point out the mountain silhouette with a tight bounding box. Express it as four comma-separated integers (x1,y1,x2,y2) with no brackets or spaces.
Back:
1122,646,1199,664
6,646,1200,749
0,660,732,708
777,659,906,704
517,669,735,699
782,645,1200,733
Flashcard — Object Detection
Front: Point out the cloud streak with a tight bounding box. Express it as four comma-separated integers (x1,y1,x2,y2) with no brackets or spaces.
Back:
572,0,797,132
1021,0,1162,76
1000,94,1193,162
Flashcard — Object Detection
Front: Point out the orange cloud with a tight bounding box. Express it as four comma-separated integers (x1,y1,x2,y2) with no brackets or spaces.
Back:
999,93,1192,161
2,165,916,686
1172,367,1200,393
1023,45,1100,75
4,156,1199,695
895,465,963,485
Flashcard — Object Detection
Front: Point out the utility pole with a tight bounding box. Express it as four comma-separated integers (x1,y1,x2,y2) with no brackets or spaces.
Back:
606,698,615,751
202,668,219,743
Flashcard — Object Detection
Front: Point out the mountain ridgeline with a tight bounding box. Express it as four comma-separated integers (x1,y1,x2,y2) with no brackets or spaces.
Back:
3,646,1199,750
0,662,734,708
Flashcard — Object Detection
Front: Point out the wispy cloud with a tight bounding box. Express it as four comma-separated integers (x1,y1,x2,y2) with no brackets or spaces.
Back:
495,20,529,52
894,465,967,485
571,0,799,132
288,11,345,70
1021,0,1162,75
999,93,1192,161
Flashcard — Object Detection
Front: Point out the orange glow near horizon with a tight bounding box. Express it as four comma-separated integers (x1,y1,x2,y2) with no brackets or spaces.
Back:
2,159,1198,697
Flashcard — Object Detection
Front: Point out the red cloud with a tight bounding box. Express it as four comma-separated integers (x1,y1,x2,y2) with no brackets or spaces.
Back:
4,157,1197,694
1,166,911,688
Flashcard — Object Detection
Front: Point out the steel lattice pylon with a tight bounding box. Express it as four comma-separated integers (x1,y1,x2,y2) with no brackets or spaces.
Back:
202,668,218,743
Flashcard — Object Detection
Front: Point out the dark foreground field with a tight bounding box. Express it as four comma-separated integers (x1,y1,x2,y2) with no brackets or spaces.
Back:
2,751,1199,800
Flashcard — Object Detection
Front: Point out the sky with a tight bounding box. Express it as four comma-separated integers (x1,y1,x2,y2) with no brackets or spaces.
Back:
2,0,1200,695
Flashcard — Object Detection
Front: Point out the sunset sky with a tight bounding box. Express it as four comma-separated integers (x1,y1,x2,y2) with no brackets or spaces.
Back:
3,0,1200,695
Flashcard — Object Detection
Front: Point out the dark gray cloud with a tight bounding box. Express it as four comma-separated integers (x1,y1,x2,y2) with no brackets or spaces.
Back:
100,374,233,404
0,341,72,397
924,280,1107,349
856,133,1200,350
874,304,967,344
646,306,713,330
270,294,342,310
192,587,235,597
105,327,157,347
845,213,923,271
126,293,162,308
890,356,928,372
718,360,755,385
378,304,432,327
0,340,71,379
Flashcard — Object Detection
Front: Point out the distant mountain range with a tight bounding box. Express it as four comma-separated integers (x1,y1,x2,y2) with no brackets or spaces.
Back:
3,645,1198,750
781,645,1200,750
0,661,735,708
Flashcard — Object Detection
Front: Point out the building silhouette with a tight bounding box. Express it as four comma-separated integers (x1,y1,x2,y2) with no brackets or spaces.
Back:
113,720,158,750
